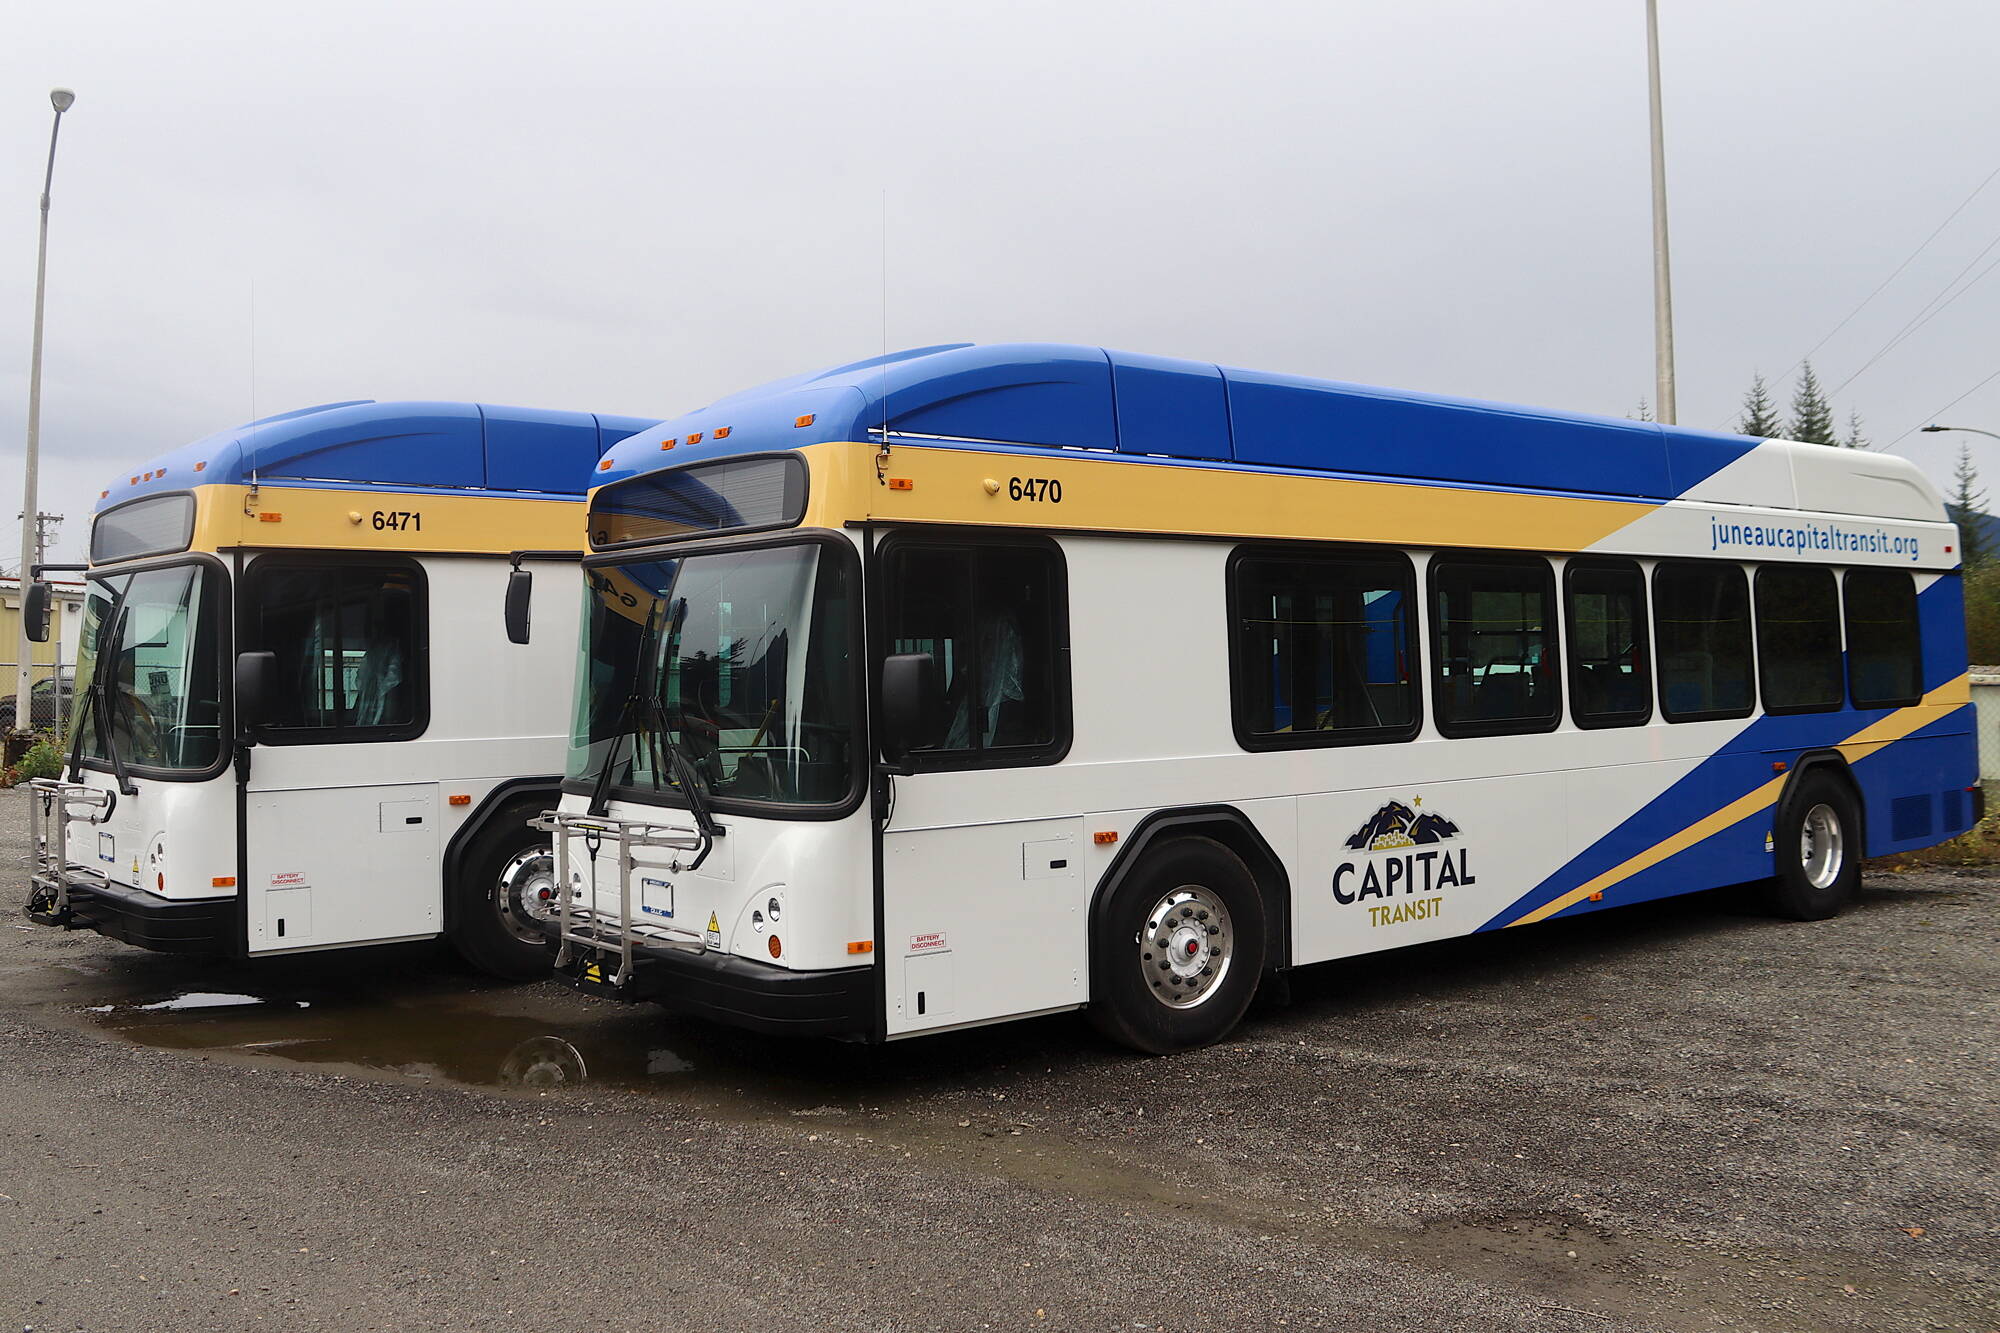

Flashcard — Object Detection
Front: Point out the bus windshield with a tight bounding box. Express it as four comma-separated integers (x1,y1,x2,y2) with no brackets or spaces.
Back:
76,563,225,772
569,542,856,808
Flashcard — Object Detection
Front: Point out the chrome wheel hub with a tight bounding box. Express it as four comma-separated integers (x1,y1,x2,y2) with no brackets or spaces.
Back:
1140,885,1232,1009
498,848,559,944
1800,803,1844,890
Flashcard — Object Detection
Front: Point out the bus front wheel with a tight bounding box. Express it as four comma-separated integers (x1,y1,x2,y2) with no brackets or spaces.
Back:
449,807,558,981
1763,773,1861,921
1088,836,1266,1054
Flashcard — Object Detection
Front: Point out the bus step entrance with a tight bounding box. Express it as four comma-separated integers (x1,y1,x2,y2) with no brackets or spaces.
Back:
533,811,709,991
25,779,114,927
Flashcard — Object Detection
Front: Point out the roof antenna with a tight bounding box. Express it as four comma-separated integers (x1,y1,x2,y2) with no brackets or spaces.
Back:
244,275,261,515
875,185,891,485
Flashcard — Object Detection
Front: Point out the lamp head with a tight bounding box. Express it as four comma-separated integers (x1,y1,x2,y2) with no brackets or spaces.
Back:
50,89,75,113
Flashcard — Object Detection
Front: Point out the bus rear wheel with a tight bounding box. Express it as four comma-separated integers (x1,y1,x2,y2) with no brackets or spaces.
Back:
1088,836,1266,1054
1763,773,1861,921
449,807,559,981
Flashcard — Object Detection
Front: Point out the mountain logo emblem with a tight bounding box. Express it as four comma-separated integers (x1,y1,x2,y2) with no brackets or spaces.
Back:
1344,800,1461,852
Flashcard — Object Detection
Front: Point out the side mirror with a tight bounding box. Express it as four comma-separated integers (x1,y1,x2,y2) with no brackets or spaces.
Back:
504,568,533,644
880,652,942,758
23,582,51,643
234,650,278,734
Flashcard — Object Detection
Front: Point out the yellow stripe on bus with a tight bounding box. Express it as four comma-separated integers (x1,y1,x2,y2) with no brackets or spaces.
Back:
795,441,1654,554
186,484,588,556
1505,674,1970,927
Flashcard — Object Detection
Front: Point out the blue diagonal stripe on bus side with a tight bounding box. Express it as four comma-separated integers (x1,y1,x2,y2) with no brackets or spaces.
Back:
1476,575,1971,931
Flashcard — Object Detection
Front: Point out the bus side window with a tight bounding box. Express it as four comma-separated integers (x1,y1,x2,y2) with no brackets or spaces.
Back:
1229,548,1419,748
245,560,427,743
1755,565,1842,714
1428,555,1560,737
1844,568,1921,708
1564,559,1650,728
881,539,1068,767
1653,561,1754,721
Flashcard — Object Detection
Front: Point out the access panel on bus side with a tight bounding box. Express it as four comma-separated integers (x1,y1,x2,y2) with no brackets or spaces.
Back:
881,813,1087,1036
245,783,440,951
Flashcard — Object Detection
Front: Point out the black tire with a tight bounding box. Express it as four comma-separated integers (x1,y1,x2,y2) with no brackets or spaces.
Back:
1762,772,1862,921
448,805,560,981
1088,836,1267,1054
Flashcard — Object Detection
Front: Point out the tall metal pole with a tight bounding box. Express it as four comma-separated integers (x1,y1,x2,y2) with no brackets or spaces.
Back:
15,89,74,733
1646,0,1677,425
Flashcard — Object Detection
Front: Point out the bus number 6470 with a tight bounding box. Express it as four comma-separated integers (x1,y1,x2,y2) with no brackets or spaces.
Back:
1008,477,1062,503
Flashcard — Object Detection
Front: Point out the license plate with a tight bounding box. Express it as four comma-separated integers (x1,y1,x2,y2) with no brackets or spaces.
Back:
639,877,674,919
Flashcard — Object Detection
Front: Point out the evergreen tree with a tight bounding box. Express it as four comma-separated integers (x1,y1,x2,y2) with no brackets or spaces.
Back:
1630,398,1654,422
1737,373,1783,437
1788,361,1838,445
1951,443,1987,566
1841,409,1869,450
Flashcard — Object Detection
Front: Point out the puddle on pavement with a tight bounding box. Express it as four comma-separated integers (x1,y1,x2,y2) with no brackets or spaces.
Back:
77,968,842,1106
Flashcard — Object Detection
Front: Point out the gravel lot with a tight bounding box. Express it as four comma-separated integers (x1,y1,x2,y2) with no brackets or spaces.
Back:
1,786,1995,1333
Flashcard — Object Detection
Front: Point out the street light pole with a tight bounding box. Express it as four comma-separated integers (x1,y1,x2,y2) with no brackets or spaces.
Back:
1646,0,1677,425
15,88,74,734
1920,425,2000,444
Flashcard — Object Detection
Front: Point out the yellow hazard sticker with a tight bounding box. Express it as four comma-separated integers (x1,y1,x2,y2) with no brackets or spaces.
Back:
705,911,722,948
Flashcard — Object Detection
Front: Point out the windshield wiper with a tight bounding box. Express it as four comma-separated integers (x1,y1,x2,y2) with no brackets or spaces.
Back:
66,585,137,796
587,602,662,818
584,595,722,870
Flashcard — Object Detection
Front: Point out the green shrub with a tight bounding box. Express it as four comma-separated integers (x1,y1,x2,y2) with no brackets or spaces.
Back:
15,737,64,783
1964,561,2000,664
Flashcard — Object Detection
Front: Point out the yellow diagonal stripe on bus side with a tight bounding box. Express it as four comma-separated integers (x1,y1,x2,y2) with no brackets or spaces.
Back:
1506,674,1971,928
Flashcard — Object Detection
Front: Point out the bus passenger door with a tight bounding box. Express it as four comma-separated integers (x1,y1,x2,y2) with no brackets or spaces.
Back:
876,536,1086,1036
239,558,440,952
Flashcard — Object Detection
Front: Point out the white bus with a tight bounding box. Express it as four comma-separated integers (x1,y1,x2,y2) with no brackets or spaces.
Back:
26,399,656,978
525,344,1975,1050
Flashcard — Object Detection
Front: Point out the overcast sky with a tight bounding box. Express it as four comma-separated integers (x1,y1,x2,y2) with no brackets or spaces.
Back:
4,0,1998,564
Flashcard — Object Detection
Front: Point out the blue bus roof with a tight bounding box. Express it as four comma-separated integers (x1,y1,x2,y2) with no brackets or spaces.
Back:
599,342,1762,502
102,400,660,511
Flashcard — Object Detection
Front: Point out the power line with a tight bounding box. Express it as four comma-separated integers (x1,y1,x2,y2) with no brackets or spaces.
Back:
1883,365,2000,451
1826,233,2000,400
1725,161,2000,427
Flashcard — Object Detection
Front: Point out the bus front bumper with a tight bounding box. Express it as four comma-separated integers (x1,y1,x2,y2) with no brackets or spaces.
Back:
554,942,873,1039
29,867,234,955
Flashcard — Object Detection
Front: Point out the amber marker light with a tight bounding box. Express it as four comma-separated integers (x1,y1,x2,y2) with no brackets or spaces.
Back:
98,490,108,499
686,431,702,444
258,513,283,523
598,458,614,471
659,439,676,450
1589,892,1605,902
1093,831,1118,845
768,935,783,958
713,426,731,439
448,794,471,806
794,414,815,428
193,461,207,471
887,478,914,491
212,876,236,888
847,940,874,955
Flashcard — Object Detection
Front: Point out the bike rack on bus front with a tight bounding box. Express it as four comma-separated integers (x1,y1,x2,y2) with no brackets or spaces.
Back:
532,810,708,988
26,778,115,923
